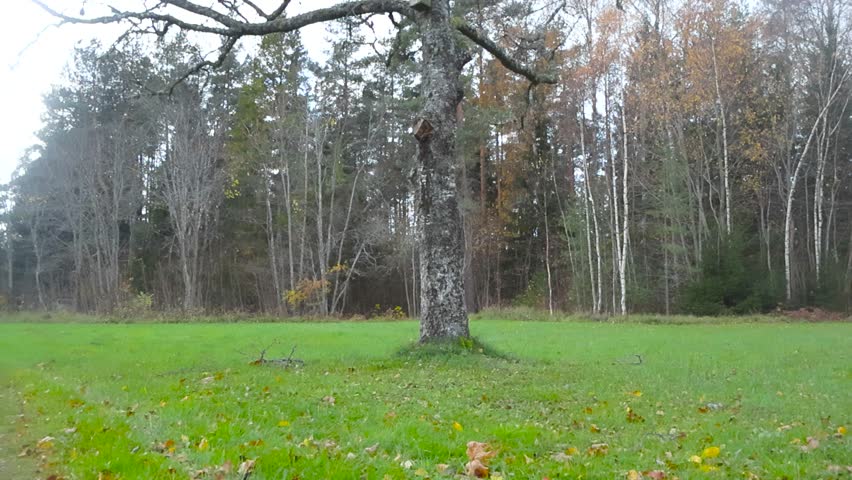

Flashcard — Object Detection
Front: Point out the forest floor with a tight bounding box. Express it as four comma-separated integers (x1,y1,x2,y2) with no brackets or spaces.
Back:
0,318,849,479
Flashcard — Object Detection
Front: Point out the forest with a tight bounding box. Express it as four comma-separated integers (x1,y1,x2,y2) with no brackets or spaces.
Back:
3,0,851,317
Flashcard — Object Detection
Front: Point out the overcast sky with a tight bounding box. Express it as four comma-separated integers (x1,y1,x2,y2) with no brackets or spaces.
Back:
0,0,382,186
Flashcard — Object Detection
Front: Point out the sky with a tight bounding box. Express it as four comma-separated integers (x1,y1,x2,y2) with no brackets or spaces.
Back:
0,0,382,186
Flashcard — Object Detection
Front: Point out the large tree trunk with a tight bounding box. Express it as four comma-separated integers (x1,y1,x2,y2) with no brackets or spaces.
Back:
415,0,470,342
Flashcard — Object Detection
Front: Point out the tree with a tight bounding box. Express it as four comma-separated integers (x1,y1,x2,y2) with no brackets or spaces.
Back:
34,0,556,340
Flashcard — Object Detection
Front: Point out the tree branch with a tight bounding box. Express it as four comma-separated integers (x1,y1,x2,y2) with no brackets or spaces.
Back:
33,0,414,37
454,21,557,85
165,36,240,95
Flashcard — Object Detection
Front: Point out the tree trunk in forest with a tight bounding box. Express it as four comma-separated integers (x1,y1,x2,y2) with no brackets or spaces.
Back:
711,39,732,236
415,0,470,342
619,99,629,315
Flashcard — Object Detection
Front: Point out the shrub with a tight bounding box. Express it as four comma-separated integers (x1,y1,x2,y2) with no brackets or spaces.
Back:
681,232,780,315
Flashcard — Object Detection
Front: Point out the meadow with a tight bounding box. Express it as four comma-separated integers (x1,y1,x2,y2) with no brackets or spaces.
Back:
1,315,850,479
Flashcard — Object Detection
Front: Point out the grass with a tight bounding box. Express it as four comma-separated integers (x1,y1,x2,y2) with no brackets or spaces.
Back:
0,317,850,479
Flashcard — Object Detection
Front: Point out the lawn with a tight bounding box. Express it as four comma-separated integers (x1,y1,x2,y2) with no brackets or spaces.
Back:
1,318,850,479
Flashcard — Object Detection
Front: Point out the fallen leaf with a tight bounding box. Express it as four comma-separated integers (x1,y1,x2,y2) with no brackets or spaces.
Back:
701,446,720,458
837,426,847,436
436,463,450,473
37,436,55,450
689,455,702,464
466,441,496,463
322,396,336,406
453,421,463,432
414,467,429,477
627,469,642,480
364,443,379,455
277,420,290,427
238,459,256,476
402,459,414,469
630,390,643,397
198,437,209,451
626,407,645,423
465,459,489,478
587,443,609,456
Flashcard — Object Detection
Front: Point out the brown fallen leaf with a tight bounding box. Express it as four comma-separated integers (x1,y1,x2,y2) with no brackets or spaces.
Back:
436,463,450,474
465,459,489,478
466,441,496,462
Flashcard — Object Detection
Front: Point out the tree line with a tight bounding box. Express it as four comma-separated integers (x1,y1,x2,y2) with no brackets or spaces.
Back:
4,0,851,316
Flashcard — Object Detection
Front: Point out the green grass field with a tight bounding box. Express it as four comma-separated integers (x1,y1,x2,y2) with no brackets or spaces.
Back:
1,318,850,479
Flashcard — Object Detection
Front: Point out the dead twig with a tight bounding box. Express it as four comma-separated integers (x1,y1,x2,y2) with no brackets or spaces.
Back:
250,344,304,368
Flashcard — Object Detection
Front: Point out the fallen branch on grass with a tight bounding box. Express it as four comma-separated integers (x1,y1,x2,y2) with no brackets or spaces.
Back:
250,344,304,368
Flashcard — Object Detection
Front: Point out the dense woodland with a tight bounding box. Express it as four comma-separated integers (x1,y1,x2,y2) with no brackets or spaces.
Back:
3,0,851,316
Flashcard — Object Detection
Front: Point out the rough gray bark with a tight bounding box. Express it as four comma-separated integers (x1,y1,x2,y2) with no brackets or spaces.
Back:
414,0,470,341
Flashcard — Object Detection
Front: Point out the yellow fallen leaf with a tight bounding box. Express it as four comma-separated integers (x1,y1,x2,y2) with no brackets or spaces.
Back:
414,467,428,477
630,390,643,397
198,437,209,451
36,436,55,450
838,426,847,436
566,447,579,456
627,469,642,480
689,455,702,464
702,446,720,458
700,464,718,472
278,420,290,427
452,421,463,432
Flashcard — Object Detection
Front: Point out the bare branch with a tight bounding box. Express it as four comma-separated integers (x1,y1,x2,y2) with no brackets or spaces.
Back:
165,36,240,95
32,0,231,35
33,0,414,37
454,21,557,84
